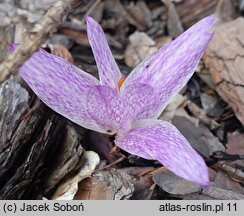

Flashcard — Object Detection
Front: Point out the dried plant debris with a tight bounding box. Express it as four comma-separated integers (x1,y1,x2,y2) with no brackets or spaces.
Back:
20,0,59,12
153,171,202,195
125,31,157,68
160,93,186,121
174,0,217,28
182,187,244,200
128,167,157,200
216,0,240,23
42,44,74,63
153,171,244,200
217,132,244,184
202,186,244,200
85,130,124,163
74,169,135,200
172,116,225,158
200,93,225,117
161,0,183,38
203,18,244,125
125,0,152,30
214,171,244,195
51,151,100,200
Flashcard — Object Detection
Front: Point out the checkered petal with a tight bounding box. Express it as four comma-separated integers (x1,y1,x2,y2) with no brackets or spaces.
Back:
86,16,122,89
115,120,210,186
18,48,109,133
121,15,217,119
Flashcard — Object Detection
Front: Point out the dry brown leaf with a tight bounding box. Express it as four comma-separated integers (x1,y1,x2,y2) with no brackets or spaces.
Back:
182,185,244,200
159,94,201,127
226,131,244,155
202,186,244,200
200,92,225,117
153,171,244,199
172,116,225,158
59,28,89,46
222,132,244,182
42,44,74,63
153,171,202,195
74,169,135,200
214,171,244,195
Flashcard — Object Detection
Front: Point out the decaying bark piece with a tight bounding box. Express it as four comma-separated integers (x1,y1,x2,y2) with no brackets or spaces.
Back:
186,100,219,130
203,18,244,125
161,0,183,38
175,0,217,28
0,0,80,84
0,77,84,199
0,18,14,63
74,169,135,200
0,2,15,62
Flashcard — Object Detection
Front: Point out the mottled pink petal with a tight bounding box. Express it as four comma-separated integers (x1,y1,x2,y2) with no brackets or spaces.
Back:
19,48,108,133
86,16,122,88
86,85,122,134
9,43,17,52
122,83,155,122
86,83,154,135
115,120,210,186
121,15,217,119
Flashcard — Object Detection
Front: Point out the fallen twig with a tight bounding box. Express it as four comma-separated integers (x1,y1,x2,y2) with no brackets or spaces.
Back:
93,155,126,172
211,163,244,183
0,0,80,84
186,100,219,130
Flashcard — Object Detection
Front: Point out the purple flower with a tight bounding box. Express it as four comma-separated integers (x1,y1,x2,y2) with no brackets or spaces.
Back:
17,15,216,186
